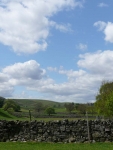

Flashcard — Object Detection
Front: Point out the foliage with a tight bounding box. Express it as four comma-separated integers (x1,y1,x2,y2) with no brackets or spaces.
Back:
0,96,5,108
76,103,87,115
0,108,16,119
3,99,21,112
86,104,96,115
34,102,44,113
45,107,55,116
64,102,75,113
95,81,113,117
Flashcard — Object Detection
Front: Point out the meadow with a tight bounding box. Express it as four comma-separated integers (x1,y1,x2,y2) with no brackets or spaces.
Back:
0,98,96,122
0,99,110,149
0,142,113,150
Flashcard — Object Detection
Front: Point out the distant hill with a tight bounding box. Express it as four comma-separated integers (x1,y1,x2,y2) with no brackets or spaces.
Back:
12,99,64,110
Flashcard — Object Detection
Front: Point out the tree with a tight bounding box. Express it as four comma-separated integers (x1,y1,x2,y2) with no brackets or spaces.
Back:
95,81,113,117
34,102,44,113
45,107,55,116
0,96,5,108
86,104,96,116
3,99,21,112
64,103,75,113
76,104,87,115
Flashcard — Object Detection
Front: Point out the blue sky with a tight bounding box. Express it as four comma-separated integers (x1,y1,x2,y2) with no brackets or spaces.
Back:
0,0,113,103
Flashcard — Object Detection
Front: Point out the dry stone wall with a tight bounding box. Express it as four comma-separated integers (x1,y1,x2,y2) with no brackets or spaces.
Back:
0,119,113,143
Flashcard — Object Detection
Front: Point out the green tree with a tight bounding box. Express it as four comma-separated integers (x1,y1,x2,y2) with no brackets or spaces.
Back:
3,99,21,112
76,104,87,115
86,104,96,116
64,102,75,113
95,81,113,117
0,96,5,108
34,102,44,113
45,107,55,116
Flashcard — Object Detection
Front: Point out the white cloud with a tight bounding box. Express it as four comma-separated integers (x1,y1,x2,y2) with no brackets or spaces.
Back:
50,21,72,33
59,68,86,80
33,71,101,103
0,73,14,97
98,3,108,7
47,67,57,72
94,21,113,43
0,73,9,82
94,21,107,31
3,60,46,80
0,60,54,97
1,50,113,102
0,85,14,97
43,50,113,102
78,50,113,77
104,22,113,43
76,43,87,51
0,0,83,54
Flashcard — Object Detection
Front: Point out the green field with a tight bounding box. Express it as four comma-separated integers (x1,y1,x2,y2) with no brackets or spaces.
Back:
0,98,96,121
0,99,112,150
0,142,113,150
0,108,94,121
0,108,73,121
0,109,17,120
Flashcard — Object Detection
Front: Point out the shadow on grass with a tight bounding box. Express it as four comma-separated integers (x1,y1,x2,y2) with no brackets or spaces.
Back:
0,110,13,118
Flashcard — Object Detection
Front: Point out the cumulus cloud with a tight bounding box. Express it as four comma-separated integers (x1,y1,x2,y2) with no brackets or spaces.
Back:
33,70,101,103
1,50,113,102
78,50,113,77
43,50,113,102
94,21,113,43
76,43,87,51
0,0,83,54
3,60,46,80
104,22,113,43
59,68,86,79
98,3,108,7
2,60,53,91
0,60,54,97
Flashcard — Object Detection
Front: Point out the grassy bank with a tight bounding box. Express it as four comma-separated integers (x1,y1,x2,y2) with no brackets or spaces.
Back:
0,109,17,120
0,142,113,150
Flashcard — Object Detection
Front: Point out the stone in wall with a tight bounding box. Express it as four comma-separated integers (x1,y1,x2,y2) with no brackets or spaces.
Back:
0,119,113,142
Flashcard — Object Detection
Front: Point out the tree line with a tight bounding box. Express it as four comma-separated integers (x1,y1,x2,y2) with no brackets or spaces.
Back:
0,97,21,112
0,96,95,116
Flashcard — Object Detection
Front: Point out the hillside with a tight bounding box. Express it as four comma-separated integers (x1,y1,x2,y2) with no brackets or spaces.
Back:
0,109,17,120
12,99,64,110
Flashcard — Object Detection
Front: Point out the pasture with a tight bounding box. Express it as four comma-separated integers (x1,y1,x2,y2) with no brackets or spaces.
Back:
0,142,113,150
0,99,112,150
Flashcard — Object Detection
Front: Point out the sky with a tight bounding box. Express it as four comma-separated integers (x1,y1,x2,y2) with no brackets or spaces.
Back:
0,0,113,103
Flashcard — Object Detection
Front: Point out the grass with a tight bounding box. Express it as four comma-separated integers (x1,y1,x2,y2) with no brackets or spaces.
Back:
0,108,94,121
0,109,17,120
0,142,113,150
0,108,71,121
